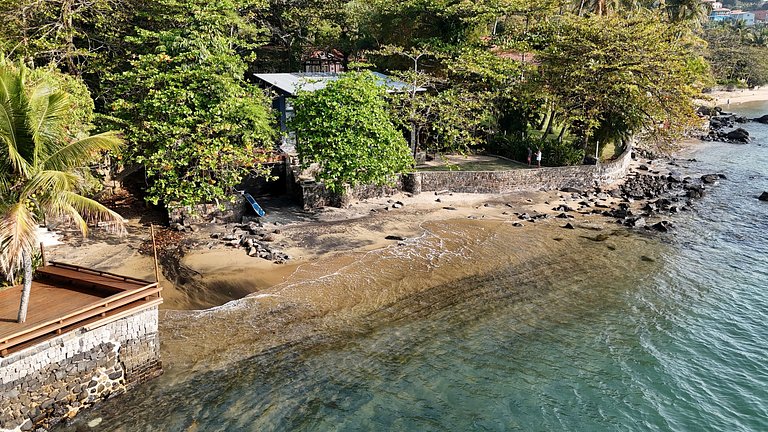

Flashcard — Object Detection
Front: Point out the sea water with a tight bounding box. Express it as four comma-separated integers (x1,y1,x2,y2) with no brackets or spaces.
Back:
59,103,768,431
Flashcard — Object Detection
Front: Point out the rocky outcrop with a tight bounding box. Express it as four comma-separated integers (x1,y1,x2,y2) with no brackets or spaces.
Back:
210,221,290,263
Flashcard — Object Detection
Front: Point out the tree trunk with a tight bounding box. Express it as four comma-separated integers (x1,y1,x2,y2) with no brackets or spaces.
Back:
557,125,568,143
545,111,557,136
17,250,33,323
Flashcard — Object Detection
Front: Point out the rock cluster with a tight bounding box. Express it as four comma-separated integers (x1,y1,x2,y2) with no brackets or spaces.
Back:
698,107,751,143
210,221,290,263
549,159,723,232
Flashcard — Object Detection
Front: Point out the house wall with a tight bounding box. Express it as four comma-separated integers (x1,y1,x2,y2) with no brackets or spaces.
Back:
0,306,162,432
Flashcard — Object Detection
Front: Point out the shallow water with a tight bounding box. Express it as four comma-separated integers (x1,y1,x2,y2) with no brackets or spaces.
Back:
59,103,768,431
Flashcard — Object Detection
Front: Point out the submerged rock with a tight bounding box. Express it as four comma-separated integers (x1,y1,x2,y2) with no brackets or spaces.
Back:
759,192,768,202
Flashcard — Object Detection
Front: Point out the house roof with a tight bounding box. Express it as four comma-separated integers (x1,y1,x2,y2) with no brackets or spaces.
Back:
253,72,425,96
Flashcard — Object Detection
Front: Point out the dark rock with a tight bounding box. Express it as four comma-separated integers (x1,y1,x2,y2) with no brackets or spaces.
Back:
667,172,684,183
725,128,750,143
651,221,672,232
641,256,656,262
442,206,457,211
701,174,720,184
752,114,768,124
759,192,768,201
582,156,598,165
686,185,705,199
171,223,186,232
512,222,524,227
638,165,650,171
563,223,575,229
385,235,406,241
624,217,646,228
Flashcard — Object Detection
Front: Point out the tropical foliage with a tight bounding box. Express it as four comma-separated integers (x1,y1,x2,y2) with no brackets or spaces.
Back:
103,0,275,208
290,72,412,193
0,62,124,322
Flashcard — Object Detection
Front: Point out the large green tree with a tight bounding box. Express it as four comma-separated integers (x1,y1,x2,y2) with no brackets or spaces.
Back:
105,0,276,208
290,72,412,193
0,63,124,323
538,13,704,152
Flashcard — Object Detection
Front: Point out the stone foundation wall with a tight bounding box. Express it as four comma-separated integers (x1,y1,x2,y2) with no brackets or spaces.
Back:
0,307,162,432
168,196,246,225
294,148,632,208
300,180,403,210
406,149,633,194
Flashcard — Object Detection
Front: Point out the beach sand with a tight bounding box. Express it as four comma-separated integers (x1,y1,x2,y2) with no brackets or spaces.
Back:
704,86,768,107
42,151,697,379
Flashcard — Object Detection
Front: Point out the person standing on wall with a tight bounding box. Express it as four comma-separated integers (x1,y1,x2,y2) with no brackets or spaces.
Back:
536,148,542,168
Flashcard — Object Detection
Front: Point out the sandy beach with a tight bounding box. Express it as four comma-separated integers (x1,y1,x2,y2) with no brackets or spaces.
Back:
704,86,768,107
41,148,713,382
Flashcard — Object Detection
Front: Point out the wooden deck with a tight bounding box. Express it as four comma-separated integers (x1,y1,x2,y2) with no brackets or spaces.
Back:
0,262,162,356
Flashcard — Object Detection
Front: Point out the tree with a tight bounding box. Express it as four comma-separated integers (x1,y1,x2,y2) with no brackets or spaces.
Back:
290,72,412,193
537,13,704,152
105,0,276,208
0,0,136,74
0,62,124,323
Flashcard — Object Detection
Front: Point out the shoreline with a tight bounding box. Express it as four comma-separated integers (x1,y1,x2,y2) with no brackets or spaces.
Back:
703,87,768,107
44,143,719,384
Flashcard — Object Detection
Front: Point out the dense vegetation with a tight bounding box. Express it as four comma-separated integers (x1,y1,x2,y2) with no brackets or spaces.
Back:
0,0,763,203
291,73,412,192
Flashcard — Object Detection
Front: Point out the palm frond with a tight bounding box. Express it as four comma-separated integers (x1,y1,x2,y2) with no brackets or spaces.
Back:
51,191,125,237
0,67,32,178
0,201,38,278
21,170,79,198
30,89,70,163
42,131,124,171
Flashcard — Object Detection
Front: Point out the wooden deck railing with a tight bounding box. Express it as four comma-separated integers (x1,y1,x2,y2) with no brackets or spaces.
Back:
0,264,162,357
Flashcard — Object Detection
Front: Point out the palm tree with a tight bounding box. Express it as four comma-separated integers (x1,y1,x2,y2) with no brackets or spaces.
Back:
0,63,125,323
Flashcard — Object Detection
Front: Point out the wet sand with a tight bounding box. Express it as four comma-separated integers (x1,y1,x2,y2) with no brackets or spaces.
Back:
44,152,692,383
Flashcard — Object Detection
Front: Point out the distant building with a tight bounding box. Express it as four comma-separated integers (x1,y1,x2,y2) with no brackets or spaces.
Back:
302,50,345,73
754,9,768,23
708,7,756,25
731,10,756,25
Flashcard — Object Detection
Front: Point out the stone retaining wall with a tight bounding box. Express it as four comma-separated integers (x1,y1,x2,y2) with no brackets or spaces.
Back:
405,149,633,194
297,148,632,208
300,180,403,210
168,196,246,225
0,307,162,432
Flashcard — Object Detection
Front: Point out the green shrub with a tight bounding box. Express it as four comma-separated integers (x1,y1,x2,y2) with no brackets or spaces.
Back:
489,135,584,167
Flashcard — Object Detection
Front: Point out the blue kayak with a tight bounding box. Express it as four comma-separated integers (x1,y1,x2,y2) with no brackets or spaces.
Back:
243,193,266,217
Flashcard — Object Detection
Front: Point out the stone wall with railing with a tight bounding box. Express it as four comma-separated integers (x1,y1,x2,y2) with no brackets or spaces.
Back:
0,307,161,432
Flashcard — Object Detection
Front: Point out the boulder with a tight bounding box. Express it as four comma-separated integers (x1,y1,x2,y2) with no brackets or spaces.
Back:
701,174,720,184
759,192,768,202
725,128,750,143
752,114,768,124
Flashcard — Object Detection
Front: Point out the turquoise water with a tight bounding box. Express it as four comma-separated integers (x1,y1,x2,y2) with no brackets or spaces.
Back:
60,103,768,431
